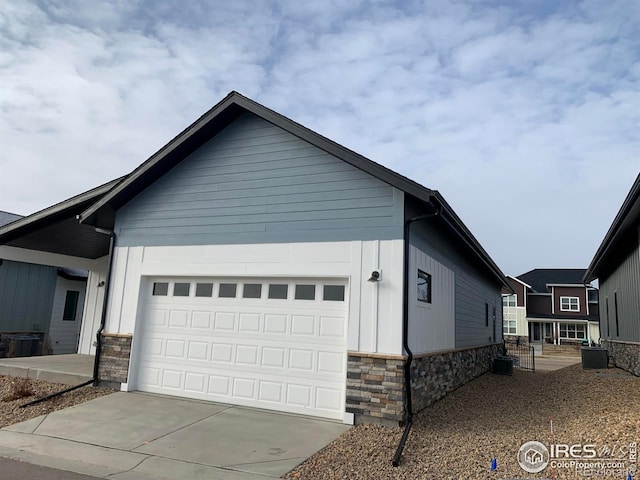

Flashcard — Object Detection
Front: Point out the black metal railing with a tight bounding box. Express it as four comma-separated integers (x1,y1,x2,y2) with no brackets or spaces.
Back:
505,342,535,372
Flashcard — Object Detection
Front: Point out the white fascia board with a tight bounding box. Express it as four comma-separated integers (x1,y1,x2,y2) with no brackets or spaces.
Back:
0,245,98,270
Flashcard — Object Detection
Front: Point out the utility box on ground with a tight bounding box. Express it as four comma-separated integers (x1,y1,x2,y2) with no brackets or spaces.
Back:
493,356,513,375
581,347,608,370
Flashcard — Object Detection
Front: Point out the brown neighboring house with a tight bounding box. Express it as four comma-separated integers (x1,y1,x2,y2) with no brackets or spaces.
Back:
502,269,600,354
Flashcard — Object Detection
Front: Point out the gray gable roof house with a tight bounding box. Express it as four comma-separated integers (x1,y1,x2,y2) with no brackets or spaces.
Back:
0,211,89,357
585,172,640,376
0,92,509,430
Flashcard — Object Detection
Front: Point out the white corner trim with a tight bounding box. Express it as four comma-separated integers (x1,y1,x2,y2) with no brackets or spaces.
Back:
343,412,355,425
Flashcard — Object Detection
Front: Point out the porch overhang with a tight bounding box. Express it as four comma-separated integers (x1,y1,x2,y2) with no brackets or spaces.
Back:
0,178,122,262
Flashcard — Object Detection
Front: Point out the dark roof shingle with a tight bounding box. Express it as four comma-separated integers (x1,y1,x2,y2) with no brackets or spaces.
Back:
517,268,587,293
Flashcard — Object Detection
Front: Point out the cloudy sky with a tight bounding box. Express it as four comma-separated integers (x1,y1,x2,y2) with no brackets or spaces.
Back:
1,1,638,276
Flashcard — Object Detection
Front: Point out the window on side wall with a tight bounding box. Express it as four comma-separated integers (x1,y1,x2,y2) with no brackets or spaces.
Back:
417,270,432,304
502,294,516,307
63,291,80,321
560,296,579,311
485,302,489,327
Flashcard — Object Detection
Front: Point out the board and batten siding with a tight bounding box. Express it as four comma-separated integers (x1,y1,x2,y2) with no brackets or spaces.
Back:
0,259,57,332
407,200,503,349
408,246,455,354
115,113,404,247
599,227,640,343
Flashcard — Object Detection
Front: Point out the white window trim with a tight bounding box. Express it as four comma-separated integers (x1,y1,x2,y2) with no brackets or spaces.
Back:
503,319,517,334
559,296,580,312
558,322,587,339
502,294,517,308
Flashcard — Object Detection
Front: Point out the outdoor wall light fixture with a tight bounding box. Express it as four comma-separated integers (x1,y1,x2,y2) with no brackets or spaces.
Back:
368,270,381,282
97,281,105,287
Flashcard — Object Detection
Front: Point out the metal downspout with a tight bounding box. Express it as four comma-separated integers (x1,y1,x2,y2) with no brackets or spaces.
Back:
92,229,115,386
392,208,439,467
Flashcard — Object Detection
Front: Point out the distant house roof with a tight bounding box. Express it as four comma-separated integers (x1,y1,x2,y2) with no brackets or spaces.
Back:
0,211,23,228
517,269,588,293
585,172,640,283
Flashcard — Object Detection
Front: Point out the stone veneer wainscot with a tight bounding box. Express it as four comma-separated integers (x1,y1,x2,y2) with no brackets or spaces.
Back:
603,340,640,376
347,343,503,425
98,333,132,386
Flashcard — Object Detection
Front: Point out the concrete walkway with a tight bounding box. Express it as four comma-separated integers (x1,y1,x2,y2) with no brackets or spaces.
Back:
534,355,581,371
0,392,350,479
0,354,93,385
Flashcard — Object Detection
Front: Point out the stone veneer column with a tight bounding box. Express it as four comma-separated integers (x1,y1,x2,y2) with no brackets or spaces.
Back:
603,340,640,376
97,333,132,386
346,352,406,426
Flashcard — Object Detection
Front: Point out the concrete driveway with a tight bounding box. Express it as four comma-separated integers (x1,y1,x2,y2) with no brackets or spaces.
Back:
0,392,350,479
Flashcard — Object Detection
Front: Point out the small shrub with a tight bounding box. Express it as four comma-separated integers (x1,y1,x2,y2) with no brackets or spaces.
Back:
1,377,34,402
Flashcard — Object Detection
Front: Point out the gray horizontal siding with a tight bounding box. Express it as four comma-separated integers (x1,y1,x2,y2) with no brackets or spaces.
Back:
407,201,503,349
115,113,403,246
0,260,57,333
599,229,640,343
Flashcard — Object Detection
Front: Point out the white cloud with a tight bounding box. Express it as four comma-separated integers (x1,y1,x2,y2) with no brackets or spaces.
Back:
0,0,638,275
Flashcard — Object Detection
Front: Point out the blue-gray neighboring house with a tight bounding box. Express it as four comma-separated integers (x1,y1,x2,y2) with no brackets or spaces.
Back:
0,211,87,356
0,92,509,425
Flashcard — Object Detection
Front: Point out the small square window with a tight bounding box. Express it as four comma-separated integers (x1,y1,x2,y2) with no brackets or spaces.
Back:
219,283,237,298
323,285,345,301
243,284,262,299
173,283,190,297
417,270,432,303
153,282,168,296
295,284,316,300
268,284,288,299
195,283,213,297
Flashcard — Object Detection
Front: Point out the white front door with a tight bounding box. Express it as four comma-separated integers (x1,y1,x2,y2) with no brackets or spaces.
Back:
132,277,348,420
49,277,86,354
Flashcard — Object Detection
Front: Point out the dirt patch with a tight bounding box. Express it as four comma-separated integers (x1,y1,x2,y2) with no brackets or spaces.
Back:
0,375,115,428
284,365,640,479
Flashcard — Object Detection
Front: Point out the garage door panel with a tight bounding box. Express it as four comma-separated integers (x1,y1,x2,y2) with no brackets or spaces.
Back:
135,277,347,420
168,310,189,327
190,311,212,329
319,316,346,337
238,313,260,332
214,312,236,330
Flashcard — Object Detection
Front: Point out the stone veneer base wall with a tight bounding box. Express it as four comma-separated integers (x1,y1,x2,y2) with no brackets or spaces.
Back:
346,343,503,426
411,343,503,413
98,333,132,385
604,340,640,376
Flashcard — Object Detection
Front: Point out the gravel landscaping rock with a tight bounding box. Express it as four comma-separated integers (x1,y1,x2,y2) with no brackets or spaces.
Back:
284,365,640,479
0,375,115,429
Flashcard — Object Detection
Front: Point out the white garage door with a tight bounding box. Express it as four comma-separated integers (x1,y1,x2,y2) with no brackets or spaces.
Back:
133,277,348,420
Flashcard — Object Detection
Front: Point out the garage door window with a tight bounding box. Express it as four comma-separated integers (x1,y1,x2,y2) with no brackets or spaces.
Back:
173,283,190,297
152,282,168,296
219,283,237,298
268,284,288,299
323,285,345,301
243,283,262,299
195,283,213,297
295,284,316,300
